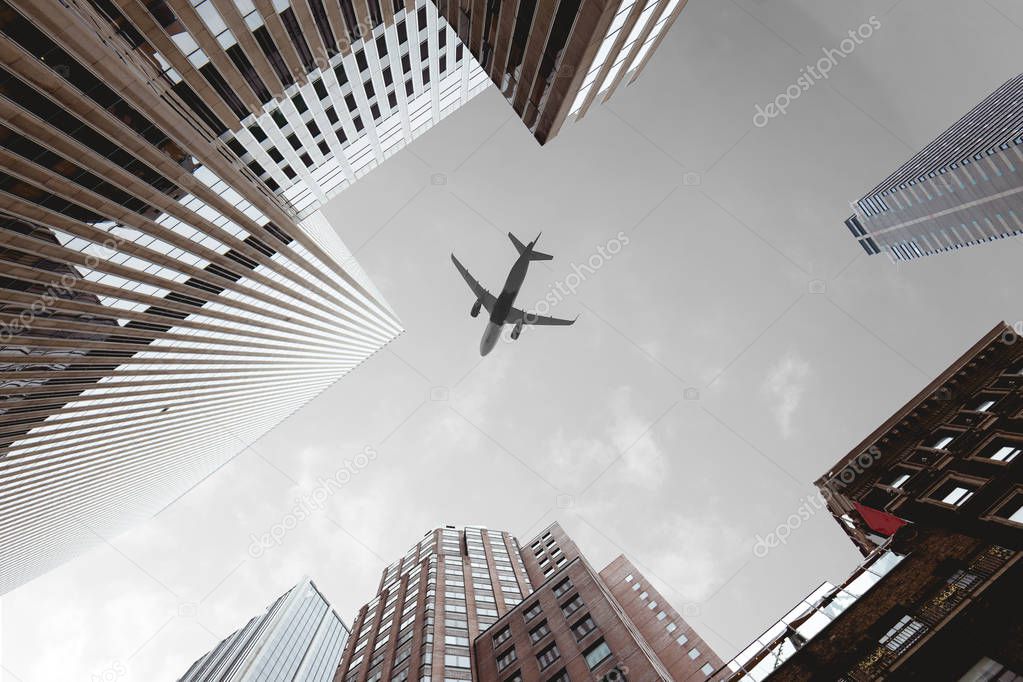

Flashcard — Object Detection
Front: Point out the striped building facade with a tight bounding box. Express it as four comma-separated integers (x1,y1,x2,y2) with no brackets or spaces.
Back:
179,578,350,681
436,0,689,144
845,73,1023,261
0,0,404,594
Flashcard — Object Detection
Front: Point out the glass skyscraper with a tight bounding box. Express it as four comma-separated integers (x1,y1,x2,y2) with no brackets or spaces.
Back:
179,578,349,682
844,72,1023,261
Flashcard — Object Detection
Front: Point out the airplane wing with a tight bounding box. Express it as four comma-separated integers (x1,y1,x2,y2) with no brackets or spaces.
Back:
451,254,497,313
506,307,578,326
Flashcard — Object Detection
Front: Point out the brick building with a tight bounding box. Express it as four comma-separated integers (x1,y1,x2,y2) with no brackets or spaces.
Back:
333,523,721,682
717,322,1023,681
817,321,1023,555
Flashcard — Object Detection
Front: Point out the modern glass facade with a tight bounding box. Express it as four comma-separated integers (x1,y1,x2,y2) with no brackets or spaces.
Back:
719,544,904,681
179,578,349,682
845,73,1023,261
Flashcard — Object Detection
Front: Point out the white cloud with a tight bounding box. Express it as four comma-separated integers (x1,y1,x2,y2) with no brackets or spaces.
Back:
762,354,811,438
544,386,668,490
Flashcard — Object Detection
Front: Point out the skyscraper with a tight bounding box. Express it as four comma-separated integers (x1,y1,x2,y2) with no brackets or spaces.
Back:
0,0,402,594
844,73,1023,261
179,577,350,682
436,0,690,144
333,523,721,682
717,322,1023,681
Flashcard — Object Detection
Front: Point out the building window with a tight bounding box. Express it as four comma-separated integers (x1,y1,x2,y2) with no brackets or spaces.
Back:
561,595,583,618
529,620,551,644
676,633,689,646
631,583,641,592
929,479,979,507
688,647,701,660
523,602,542,621
572,615,597,640
887,471,911,489
666,622,677,633
979,440,1021,463
495,648,517,672
493,626,511,647
583,639,612,670
624,574,633,583
931,435,955,450
441,654,468,670
638,591,648,600
991,491,1023,525
972,398,996,412
552,578,572,599
536,642,560,670
879,614,927,652
656,610,667,621
959,657,1023,680
546,669,570,682
700,663,715,676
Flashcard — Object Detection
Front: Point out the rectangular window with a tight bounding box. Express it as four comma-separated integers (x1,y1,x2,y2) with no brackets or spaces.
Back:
980,440,1021,463
536,642,560,670
887,471,912,489
583,640,612,670
973,399,996,412
529,620,551,643
931,480,978,507
571,615,597,640
493,626,511,647
992,491,1023,525
552,578,572,599
688,647,701,660
495,647,517,671
523,601,542,621
560,595,583,618
444,654,471,669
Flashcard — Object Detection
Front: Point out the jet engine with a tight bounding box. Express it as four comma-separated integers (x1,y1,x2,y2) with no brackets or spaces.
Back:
511,320,523,340
471,299,482,318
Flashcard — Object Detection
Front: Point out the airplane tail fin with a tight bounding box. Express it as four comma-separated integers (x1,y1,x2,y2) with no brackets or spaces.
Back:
509,232,553,260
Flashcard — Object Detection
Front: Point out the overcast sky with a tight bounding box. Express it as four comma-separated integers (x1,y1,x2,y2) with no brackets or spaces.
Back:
4,0,1023,680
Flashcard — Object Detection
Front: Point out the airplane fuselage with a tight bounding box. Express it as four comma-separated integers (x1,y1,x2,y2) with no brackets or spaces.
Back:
480,252,531,355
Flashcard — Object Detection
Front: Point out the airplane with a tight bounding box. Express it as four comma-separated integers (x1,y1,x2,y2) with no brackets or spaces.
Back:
452,232,577,356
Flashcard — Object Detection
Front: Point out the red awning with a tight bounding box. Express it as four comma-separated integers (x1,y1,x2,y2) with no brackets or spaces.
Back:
853,502,908,536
